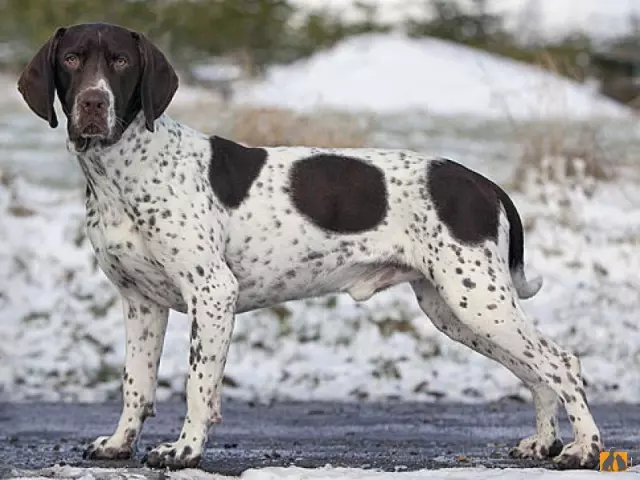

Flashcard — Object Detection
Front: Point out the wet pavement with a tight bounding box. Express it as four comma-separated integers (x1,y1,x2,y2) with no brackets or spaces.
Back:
1,400,639,477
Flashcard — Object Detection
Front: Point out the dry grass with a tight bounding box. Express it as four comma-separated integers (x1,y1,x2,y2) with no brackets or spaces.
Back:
228,106,372,148
0,167,13,187
510,121,615,194
168,95,373,148
506,52,618,194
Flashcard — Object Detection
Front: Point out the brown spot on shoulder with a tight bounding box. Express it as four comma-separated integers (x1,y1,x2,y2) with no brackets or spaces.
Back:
208,136,267,208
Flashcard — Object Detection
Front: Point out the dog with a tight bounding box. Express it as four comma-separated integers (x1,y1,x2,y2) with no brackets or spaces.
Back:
17,22,603,470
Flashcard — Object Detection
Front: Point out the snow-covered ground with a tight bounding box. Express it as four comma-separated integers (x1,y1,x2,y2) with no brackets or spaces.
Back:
8,464,640,480
1,33,639,406
240,33,630,119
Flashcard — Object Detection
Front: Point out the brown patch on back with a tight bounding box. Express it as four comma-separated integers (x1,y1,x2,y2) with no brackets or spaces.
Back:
289,154,388,233
427,159,500,245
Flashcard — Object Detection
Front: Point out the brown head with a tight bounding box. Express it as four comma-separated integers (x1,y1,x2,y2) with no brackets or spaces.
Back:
17,23,179,150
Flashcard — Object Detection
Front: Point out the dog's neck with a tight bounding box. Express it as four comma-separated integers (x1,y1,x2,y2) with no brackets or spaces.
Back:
71,112,174,196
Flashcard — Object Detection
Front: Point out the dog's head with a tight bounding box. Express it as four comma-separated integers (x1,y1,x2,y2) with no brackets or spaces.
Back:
17,23,178,149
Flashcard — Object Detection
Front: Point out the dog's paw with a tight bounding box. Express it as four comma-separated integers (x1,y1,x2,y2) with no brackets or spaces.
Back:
83,434,135,460
509,435,563,460
143,441,202,470
553,441,602,470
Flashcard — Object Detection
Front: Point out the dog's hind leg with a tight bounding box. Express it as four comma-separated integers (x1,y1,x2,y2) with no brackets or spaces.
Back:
412,238,603,469
410,278,563,461
84,292,169,460
509,383,564,460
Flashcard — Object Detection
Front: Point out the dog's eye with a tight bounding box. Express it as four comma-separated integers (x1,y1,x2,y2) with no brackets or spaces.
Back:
113,57,128,69
64,54,80,69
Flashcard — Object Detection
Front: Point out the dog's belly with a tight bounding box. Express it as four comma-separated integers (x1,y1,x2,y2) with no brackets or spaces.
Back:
226,239,421,313
231,259,420,313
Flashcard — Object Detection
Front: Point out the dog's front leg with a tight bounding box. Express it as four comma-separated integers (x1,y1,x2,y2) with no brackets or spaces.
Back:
84,292,169,460
145,263,238,469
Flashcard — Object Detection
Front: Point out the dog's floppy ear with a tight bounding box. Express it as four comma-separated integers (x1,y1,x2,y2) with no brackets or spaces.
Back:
17,27,66,128
133,31,179,132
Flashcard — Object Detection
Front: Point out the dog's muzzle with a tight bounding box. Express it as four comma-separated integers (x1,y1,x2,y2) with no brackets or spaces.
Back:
75,88,111,138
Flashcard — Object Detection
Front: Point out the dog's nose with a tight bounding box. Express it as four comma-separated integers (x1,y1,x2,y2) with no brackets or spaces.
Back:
79,89,108,113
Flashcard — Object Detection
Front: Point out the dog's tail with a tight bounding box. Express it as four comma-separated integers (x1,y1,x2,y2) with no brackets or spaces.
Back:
490,180,543,300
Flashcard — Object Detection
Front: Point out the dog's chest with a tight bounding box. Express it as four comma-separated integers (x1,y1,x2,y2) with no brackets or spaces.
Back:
85,188,183,308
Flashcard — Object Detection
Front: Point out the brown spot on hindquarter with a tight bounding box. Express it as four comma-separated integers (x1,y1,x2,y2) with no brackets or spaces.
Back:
427,159,499,245
289,154,388,233
208,136,267,208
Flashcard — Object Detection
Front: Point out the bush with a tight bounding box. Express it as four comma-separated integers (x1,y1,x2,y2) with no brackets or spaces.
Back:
0,0,297,74
229,106,372,148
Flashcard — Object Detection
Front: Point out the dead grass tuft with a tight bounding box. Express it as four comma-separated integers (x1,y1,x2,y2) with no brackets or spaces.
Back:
510,121,615,195
229,106,372,148
0,167,14,187
507,52,617,194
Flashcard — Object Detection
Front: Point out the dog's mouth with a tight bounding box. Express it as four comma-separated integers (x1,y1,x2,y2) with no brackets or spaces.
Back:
79,121,110,138
68,120,120,154
71,120,115,153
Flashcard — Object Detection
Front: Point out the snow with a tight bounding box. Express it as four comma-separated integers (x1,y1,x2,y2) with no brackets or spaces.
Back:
244,465,640,479
8,464,640,479
241,33,632,120
494,0,640,40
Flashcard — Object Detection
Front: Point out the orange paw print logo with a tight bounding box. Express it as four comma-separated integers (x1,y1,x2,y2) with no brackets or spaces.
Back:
600,449,630,472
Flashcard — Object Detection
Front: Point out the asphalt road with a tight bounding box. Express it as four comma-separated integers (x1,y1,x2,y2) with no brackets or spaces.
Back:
1,400,639,478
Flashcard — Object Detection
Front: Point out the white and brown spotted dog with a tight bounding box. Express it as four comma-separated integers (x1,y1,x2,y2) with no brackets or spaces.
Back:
18,22,603,470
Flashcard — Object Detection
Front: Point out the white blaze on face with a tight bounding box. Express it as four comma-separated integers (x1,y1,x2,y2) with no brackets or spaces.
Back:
96,78,116,133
